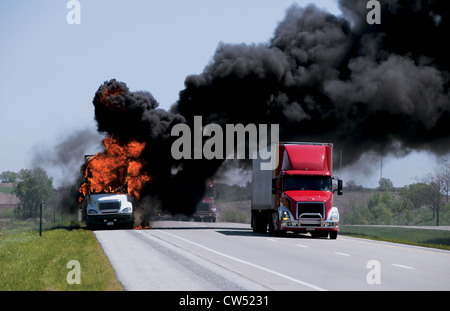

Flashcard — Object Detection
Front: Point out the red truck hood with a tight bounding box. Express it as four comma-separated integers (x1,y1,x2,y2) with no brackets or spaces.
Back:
284,190,332,203
202,197,214,204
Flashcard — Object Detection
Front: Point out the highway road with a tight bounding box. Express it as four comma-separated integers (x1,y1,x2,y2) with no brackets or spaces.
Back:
95,221,450,291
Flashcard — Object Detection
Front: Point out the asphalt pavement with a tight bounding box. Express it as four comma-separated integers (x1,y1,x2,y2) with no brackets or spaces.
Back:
94,221,450,291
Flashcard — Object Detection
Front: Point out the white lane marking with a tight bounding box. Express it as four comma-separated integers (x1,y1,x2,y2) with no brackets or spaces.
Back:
391,263,415,270
296,244,309,248
156,230,326,291
267,238,277,242
334,252,350,257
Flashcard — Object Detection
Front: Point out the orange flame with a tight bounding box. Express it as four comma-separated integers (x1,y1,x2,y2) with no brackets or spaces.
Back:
79,136,151,201
133,225,150,230
98,85,123,107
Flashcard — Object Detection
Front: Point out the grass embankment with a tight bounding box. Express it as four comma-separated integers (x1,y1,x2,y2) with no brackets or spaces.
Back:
340,225,450,250
0,222,123,291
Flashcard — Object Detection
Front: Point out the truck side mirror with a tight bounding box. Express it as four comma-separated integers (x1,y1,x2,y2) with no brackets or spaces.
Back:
272,178,277,194
338,179,343,195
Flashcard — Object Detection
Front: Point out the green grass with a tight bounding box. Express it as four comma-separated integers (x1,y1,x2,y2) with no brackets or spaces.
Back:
0,187,14,194
222,209,248,223
0,222,123,291
0,207,14,218
340,225,450,250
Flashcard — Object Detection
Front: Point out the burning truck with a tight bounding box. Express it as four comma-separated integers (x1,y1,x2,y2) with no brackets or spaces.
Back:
76,80,219,229
80,193,134,229
78,137,150,229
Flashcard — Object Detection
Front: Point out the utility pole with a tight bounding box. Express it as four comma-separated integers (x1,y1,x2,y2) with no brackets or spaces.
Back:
380,154,383,180
39,201,43,237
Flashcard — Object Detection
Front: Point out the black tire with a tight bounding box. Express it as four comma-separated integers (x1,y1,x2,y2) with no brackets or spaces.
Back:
252,211,268,233
329,231,338,239
269,213,287,237
268,213,276,236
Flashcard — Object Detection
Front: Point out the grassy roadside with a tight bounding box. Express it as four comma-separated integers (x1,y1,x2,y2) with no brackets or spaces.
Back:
339,225,450,250
0,222,123,291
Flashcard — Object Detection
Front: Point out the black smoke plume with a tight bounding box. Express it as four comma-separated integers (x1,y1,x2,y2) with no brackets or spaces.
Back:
91,0,449,216
174,0,450,166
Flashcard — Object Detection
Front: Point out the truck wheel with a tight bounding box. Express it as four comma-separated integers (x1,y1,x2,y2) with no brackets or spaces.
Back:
329,231,338,239
268,213,276,236
252,211,267,233
269,213,286,237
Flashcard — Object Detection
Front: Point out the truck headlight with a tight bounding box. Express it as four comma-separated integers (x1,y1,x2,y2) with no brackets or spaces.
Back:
120,207,132,214
330,210,339,221
88,209,98,215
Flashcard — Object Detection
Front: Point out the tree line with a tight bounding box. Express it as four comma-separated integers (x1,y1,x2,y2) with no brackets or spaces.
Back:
1,169,53,219
2,161,450,225
343,163,450,226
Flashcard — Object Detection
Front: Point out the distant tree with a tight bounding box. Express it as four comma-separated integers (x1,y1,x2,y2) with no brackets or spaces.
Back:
13,168,53,219
378,178,393,192
0,171,19,183
399,183,428,210
425,180,444,226
437,162,450,202
345,180,364,191
417,163,450,226
367,191,394,224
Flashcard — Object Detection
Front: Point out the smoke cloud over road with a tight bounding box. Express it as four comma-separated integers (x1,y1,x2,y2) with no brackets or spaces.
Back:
174,0,449,166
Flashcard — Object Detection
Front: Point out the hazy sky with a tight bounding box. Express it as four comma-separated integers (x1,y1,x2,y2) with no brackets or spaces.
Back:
0,0,447,188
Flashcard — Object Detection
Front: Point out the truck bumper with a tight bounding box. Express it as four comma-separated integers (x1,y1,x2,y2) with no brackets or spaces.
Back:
86,214,134,228
193,212,217,222
280,219,339,231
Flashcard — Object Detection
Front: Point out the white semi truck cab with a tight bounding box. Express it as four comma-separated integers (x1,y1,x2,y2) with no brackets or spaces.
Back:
81,193,134,229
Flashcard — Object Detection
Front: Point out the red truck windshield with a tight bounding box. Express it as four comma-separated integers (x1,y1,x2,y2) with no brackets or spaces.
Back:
283,175,332,192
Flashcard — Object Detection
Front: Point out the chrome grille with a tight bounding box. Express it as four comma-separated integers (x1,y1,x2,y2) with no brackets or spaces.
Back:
99,201,120,213
297,202,325,219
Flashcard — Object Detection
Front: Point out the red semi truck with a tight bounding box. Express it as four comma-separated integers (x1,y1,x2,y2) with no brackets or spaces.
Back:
251,142,343,239
193,179,217,222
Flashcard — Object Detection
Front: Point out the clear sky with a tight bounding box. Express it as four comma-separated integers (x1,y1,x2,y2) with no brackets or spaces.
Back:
0,0,446,188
